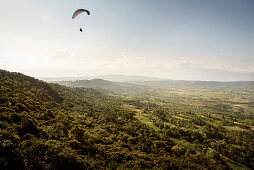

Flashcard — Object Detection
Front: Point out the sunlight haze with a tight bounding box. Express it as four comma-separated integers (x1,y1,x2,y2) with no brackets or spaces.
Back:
0,0,254,81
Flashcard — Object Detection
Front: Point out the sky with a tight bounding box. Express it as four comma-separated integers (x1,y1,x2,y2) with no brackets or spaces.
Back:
0,0,254,81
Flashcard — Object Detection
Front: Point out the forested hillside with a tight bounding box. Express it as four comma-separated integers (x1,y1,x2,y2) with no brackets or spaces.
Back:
55,75,254,169
1,70,253,169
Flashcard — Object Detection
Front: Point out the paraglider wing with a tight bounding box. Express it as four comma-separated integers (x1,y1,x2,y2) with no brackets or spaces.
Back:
72,9,90,19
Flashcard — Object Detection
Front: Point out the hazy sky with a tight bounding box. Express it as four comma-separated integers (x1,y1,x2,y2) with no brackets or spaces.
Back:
0,0,254,81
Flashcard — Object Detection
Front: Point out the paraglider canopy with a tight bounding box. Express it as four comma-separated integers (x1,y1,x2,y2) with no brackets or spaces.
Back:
72,9,90,32
72,9,90,19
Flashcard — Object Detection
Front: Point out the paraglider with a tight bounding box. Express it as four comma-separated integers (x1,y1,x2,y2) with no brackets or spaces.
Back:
72,9,90,32
72,9,90,19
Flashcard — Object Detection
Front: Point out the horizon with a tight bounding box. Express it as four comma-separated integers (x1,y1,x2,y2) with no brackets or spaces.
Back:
37,73,254,82
1,0,254,81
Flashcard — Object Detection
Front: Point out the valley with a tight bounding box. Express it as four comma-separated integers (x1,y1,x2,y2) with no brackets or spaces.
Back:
1,70,253,169
55,76,254,169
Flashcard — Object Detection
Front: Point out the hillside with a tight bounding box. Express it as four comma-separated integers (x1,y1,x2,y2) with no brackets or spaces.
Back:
54,75,254,169
1,70,253,169
0,69,231,169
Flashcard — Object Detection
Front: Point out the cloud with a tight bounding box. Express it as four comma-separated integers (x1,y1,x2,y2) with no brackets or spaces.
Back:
50,49,74,59
89,54,254,74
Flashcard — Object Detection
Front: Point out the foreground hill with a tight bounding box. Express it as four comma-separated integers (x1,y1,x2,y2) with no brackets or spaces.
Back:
0,69,232,169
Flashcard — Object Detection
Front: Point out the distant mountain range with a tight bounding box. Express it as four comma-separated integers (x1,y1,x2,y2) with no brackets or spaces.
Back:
55,78,147,95
132,80,254,88
55,78,254,97
39,75,165,82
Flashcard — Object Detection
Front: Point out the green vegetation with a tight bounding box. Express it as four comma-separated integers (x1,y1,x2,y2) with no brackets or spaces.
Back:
134,114,161,132
1,69,253,169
